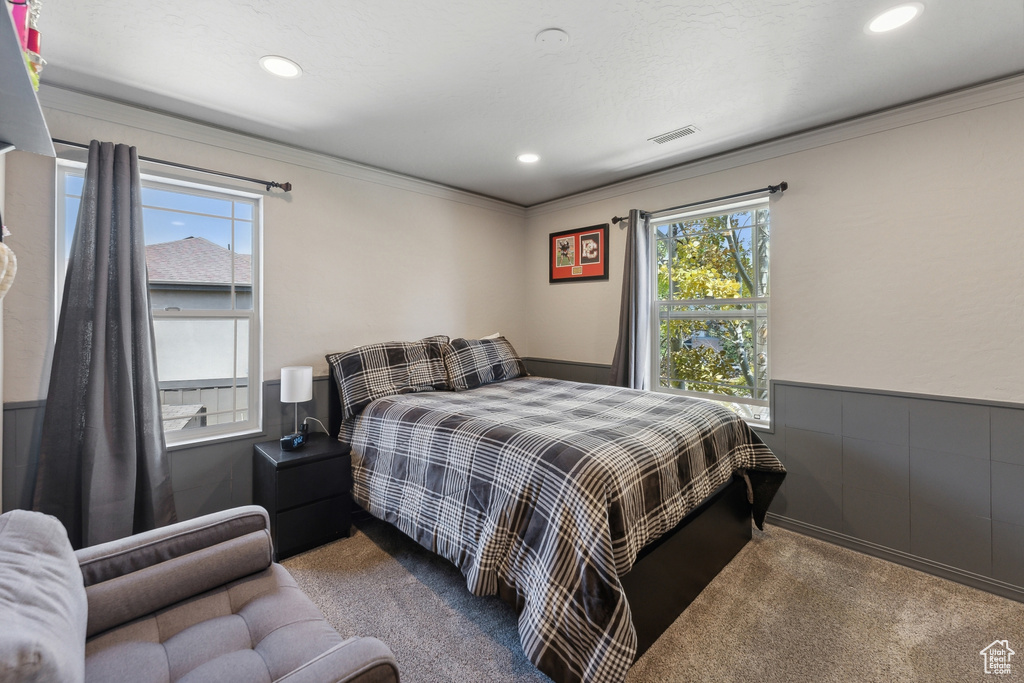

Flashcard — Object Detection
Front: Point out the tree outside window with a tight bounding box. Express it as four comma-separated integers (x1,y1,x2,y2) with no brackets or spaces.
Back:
653,198,769,423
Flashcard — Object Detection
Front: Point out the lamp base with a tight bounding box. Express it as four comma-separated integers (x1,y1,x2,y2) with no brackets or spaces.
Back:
280,432,306,451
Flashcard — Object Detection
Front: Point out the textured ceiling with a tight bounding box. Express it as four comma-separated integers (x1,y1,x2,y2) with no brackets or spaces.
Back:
37,1,1024,206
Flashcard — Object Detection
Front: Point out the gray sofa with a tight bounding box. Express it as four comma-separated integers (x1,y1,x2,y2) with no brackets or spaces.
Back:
0,505,399,683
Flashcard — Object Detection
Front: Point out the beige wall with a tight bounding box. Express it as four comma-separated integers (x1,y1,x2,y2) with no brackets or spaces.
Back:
3,92,527,403
8,79,1024,409
524,80,1024,404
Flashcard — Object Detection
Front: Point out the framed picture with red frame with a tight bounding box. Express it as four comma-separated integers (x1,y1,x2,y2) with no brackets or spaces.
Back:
549,224,609,283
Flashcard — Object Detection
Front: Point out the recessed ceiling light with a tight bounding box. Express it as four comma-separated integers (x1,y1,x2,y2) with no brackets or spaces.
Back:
866,3,923,33
517,153,540,163
259,55,302,78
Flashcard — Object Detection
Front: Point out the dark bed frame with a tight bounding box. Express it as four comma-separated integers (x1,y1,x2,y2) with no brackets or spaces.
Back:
327,374,752,660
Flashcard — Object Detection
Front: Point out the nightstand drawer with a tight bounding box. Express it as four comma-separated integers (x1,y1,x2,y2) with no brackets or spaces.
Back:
253,433,353,560
276,494,351,559
277,456,352,510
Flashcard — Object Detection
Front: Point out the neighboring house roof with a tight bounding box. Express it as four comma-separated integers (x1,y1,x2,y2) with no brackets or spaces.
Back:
146,236,251,285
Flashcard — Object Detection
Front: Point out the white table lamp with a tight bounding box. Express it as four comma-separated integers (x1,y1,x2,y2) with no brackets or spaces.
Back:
280,365,313,449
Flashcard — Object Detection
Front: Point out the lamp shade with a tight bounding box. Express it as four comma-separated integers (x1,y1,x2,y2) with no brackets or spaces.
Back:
280,366,313,403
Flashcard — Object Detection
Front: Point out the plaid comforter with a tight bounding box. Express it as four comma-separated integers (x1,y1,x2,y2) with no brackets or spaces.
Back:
341,377,785,683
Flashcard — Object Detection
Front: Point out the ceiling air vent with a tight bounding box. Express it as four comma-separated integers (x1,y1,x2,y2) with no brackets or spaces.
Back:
648,125,699,144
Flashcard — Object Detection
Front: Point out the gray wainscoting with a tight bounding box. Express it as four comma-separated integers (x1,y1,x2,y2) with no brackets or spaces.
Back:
762,381,1024,603
1,376,335,520
522,357,612,385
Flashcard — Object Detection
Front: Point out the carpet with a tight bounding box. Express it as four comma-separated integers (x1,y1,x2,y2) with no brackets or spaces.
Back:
283,517,1023,682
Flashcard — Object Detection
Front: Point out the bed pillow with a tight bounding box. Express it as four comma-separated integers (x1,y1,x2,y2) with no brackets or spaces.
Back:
443,336,527,391
327,335,450,419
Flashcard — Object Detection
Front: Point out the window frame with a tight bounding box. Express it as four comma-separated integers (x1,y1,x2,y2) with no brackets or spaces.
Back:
648,196,771,426
55,159,264,446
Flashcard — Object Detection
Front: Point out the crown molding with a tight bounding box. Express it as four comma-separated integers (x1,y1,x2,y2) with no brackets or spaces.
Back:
37,85,527,218
525,72,1024,218
36,72,1024,221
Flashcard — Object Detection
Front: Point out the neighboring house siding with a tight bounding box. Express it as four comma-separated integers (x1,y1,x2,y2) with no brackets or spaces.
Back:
149,287,253,311
146,237,252,422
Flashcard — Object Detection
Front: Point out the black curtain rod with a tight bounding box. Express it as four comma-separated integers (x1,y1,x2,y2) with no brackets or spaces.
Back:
611,181,787,225
52,139,292,192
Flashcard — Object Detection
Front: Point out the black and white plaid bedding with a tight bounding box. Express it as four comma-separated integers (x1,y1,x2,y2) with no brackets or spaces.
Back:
340,377,785,683
442,335,528,391
326,335,449,420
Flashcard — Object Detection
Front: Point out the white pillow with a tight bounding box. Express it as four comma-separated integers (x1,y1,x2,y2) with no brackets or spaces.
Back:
480,332,501,339
0,510,87,683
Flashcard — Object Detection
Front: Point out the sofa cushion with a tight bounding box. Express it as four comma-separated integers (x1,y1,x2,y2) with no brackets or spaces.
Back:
0,510,88,683
85,564,344,683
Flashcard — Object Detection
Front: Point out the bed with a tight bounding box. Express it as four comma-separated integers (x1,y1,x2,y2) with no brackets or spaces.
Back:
326,335,785,683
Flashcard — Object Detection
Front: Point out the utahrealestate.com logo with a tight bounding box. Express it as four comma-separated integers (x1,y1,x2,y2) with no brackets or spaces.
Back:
980,640,1014,675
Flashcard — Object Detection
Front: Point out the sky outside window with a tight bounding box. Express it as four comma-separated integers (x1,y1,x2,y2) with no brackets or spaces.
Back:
62,173,255,259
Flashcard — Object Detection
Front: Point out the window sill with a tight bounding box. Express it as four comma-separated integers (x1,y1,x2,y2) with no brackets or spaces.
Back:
746,419,775,435
166,426,265,451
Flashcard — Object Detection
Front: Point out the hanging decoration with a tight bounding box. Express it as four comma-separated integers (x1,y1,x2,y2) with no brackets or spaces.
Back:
548,223,609,283
6,0,44,89
0,210,17,300
0,241,17,301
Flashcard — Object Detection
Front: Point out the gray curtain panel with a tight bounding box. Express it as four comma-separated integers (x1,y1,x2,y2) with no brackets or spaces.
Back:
33,141,176,549
609,209,651,389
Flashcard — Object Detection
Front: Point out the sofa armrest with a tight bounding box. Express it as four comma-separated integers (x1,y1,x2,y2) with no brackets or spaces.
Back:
276,637,400,683
76,505,271,584
75,506,273,637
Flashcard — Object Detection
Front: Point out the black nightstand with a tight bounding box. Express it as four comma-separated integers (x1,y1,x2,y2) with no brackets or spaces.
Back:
253,432,352,561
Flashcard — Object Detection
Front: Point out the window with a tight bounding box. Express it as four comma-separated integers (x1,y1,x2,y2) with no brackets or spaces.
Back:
652,197,769,424
57,161,262,443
